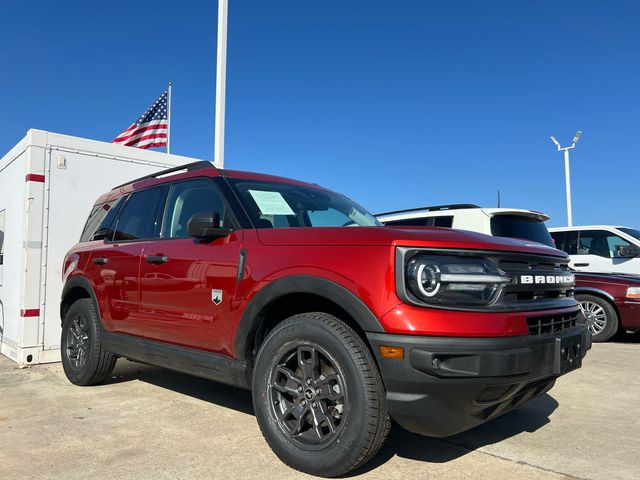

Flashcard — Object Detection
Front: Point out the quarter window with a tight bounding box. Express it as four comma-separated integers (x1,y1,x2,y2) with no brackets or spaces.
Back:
162,179,227,238
383,218,426,226
112,187,166,241
80,199,122,242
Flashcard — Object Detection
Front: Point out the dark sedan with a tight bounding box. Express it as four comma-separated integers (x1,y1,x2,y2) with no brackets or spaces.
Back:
575,273,640,341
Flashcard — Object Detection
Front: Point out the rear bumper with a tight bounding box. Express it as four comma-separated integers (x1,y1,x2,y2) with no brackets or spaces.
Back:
367,326,591,437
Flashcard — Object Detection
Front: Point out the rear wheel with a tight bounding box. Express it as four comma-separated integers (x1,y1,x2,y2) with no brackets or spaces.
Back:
252,312,390,477
61,298,117,385
577,294,619,342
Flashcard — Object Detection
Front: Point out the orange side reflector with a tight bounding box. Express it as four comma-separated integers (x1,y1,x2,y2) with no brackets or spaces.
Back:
379,345,404,360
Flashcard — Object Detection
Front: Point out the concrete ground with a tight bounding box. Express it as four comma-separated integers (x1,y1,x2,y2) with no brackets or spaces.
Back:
1,335,638,480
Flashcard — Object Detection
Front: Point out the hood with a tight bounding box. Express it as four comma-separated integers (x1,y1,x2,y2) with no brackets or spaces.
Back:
257,226,566,257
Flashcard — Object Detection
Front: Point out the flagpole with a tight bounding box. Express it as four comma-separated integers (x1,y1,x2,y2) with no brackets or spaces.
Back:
167,81,172,154
214,0,228,169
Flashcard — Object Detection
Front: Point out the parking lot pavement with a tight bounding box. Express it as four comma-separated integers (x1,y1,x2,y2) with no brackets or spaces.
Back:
1,336,638,480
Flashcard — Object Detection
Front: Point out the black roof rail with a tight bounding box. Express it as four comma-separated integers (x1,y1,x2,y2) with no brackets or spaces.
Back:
111,161,215,190
376,204,480,217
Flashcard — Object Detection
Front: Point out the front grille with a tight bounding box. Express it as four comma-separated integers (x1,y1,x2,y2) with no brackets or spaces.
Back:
492,253,575,307
526,311,579,336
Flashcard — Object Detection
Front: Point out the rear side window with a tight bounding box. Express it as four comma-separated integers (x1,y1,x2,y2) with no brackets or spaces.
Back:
429,216,453,228
112,187,166,241
551,231,579,255
80,199,120,242
490,215,554,247
383,216,453,227
383,218,427,226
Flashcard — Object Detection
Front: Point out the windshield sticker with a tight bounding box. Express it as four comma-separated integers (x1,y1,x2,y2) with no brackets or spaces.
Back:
248,190,295,216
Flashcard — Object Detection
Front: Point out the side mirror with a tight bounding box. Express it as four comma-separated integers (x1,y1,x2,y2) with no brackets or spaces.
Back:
187,212,233,239
617,245,640,258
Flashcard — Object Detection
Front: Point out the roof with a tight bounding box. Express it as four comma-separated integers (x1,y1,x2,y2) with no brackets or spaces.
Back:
548,225,628,231
377,206,549,221
95,161,331,204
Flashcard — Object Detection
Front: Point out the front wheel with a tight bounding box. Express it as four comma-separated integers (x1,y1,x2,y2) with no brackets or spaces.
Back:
577,294,619,342
252,313,390,477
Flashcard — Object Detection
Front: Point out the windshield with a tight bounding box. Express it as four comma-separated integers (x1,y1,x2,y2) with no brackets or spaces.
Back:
230,179,380,228
619,227,640,241
490,214,554,247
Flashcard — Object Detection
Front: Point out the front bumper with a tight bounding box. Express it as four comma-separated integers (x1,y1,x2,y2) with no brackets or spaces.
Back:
367,326,591,437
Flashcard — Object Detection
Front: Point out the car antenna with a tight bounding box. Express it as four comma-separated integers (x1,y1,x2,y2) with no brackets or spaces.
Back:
497,190,501,208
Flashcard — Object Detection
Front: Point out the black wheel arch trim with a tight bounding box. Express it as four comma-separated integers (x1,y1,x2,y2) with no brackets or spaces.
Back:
60,276,100,325
234,275,385,362
574,287,616,304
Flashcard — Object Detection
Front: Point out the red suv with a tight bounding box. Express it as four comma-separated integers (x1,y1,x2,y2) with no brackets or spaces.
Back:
60,161,590,476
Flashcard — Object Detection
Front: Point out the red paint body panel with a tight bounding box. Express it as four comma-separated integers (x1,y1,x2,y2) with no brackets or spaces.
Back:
576,273,640,330
64,169,576,360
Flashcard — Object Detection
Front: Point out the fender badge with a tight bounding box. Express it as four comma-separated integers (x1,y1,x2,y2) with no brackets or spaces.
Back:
211,289,223,305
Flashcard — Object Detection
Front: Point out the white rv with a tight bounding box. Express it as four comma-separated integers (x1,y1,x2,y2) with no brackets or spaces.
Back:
0,129,207,365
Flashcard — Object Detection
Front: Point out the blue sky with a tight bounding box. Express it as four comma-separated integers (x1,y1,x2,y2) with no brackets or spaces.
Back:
1,0,638,227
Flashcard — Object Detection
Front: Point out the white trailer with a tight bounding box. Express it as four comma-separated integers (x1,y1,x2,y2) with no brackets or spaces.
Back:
0,129,209,365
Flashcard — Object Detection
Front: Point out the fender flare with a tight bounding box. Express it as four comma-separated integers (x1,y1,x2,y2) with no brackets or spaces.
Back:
60,276,100,324
574,287,616,303
234,275,385,362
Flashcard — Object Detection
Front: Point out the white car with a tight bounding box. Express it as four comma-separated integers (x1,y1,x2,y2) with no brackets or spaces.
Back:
548,226,640,274
377,204,556,247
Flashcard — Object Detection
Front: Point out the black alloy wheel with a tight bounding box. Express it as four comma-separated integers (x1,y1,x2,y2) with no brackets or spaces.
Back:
269,343,347,449
61,298,117,385
252,312,391,477
65,315,90,370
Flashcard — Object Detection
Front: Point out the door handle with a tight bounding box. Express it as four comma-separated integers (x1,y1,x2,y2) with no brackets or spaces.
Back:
145,255,169,264
92,257,109,265
574,263,589,267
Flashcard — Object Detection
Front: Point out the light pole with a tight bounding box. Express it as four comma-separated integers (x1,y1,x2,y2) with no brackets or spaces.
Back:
214,0,229,169
550,131,582,226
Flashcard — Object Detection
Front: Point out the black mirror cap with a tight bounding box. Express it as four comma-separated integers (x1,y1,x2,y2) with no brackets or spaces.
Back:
617,245,640,258
187,212,233,239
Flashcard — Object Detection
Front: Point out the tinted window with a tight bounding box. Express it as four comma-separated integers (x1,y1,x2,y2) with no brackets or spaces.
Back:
112,187,166,241
80,199,122,242
490,215,554,247
383,218,427,226
430,216,453,228
620,228,640,241
574,230,632,258
550,231,565,250
162,179,228,238
231,180,379,228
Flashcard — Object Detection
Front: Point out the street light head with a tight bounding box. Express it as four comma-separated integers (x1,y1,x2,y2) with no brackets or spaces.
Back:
573,131,582,144
550,136,560,147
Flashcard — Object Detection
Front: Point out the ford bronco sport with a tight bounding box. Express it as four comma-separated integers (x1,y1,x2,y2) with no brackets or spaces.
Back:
60,161,590,477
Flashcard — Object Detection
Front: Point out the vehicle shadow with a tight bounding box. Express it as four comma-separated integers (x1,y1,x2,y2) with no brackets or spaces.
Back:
107,359,558,474
348,393,558,476
107,359,255,416
614,331,640,344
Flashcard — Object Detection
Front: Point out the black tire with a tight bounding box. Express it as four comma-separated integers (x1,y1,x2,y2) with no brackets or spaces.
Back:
61,298,117,385
576,294,619,342
252,312,390,477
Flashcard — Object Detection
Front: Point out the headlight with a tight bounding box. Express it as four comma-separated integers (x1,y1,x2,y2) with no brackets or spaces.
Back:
627,287,640,300
405,254,511,306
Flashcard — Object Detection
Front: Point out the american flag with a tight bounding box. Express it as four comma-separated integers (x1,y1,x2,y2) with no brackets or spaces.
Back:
113,91,168,149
